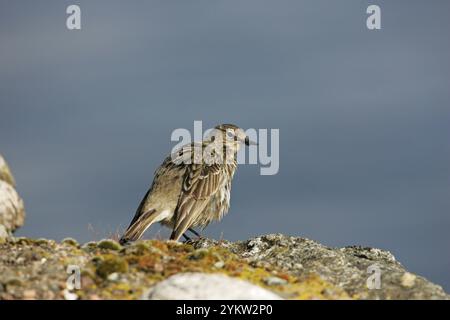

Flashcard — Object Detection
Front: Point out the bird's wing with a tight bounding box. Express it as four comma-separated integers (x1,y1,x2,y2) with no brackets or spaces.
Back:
170,163,223,240
124,141,199,232
125,151,184,229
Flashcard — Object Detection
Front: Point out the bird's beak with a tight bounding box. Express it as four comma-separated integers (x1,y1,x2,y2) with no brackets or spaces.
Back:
244,136,258,146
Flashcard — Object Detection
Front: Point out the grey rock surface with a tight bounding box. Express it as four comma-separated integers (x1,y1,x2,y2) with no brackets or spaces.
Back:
143,272,283,300
191,234,449,300
0,235,448,299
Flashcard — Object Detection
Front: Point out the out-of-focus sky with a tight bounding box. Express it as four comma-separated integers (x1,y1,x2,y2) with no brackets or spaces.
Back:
1,1,449,290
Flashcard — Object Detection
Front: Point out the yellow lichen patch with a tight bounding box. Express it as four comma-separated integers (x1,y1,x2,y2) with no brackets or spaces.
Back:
99,282,137,300
148,240,170,252
274,274,350,300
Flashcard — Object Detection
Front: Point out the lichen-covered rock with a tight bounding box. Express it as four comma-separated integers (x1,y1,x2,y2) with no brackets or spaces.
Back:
0,234,447,300
143,273,283,300
0,237,349,300
190,234,449,300
0,155,25,236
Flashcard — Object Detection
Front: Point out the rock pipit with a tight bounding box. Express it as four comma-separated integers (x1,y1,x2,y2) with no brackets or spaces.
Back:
120,124,256,244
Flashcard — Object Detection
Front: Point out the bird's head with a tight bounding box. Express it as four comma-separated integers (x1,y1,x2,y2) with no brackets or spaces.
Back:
211,124,257,149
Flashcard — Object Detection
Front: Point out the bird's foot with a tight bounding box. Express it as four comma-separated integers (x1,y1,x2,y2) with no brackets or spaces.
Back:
188,228,203,239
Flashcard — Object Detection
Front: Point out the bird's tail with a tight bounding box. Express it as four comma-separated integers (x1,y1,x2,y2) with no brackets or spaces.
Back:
119,209,158,245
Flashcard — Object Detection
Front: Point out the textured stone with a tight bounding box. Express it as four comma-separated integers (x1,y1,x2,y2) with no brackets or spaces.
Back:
0,235,448,299
190,234,449,300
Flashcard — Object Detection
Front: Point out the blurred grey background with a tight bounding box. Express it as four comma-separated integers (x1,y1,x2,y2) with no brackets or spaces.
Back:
1,1,449,290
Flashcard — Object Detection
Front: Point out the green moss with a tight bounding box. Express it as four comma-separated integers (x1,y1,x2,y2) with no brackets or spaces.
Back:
96,255,129,279
100,282,142,300
81,241,98,252
14,237,33,245
188,248,209,260
61,237,79,247
97,239,122,251
5,278,23,287
120,242,151,256
30,238,57,247
35,238,50,245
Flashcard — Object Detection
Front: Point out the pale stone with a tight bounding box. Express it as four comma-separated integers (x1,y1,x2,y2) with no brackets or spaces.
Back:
401,272,417,288
143,273,283,300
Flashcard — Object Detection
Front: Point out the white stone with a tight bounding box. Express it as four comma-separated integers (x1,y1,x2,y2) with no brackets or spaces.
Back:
143,272,283,300
401,272,416,288
264,276,288,286
63,289,78,300
107,272,120,281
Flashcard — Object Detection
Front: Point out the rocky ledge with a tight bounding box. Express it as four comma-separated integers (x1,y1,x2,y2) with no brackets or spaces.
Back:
0,234,448,300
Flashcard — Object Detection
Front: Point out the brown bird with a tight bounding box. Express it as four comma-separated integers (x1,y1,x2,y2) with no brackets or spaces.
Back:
120,124,256,244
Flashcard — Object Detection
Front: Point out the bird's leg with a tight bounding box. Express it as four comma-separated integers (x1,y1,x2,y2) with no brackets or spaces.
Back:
182,233,191,241
188,228,202,239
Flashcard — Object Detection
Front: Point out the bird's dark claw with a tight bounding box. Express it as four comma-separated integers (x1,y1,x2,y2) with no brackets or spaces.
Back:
188,228,203,239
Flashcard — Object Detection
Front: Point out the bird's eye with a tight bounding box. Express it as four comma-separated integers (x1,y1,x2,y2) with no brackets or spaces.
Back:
226,131,234,139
